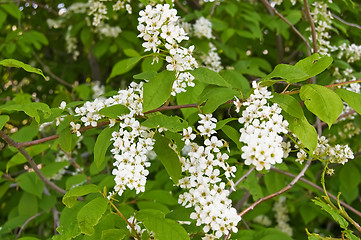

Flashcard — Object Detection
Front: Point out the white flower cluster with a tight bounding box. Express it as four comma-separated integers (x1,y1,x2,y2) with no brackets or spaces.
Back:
193,17,213,39
92,81,105,99
137,4,198,96
333,68,360,120
337,43,361,63
296,136,354,165
236,82,289,171
95,22,122,38
126,216,155,238
88,0,108,26
272,0,297,6
88,0,132,26
65,27,80,60
273,196,293,236
74,82,156,197
178,114,241,239
201,43,223,72
310,1,333,55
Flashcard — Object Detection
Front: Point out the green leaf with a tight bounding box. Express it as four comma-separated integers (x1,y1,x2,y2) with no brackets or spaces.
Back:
66,174,87,190
136,209,189,240
141,114,188,132
77,197,108,236
101,229,127,240
343,229,360,240
221,70,251,95
41,162,69,178
108,56,143,81
215,118,238,130
264,64,309,83
221,125,243,151
139,190,178,206
283,112,317,153
98,104,130,119
1,3,21,19
0,59,46,80
0,102,51,123
94,126,118,168
340,162,361,190
300,84,343,128
295,53,333,77
62,184,100,208
190,67,231,87
16,172,44,198
59,128,73,153
312,197,349,229
271,93,305,119
0,115,9,130
133,71,157,80
335,88,361,115
176,81,205,120
143,71,176,112
123,48,140,57
199,86,240,113
56,201,84,239
153,133,181,184
18,192,38,217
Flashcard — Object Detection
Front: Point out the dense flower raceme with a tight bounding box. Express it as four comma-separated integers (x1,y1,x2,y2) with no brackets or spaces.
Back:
296,136,354,166
178,114,241,239
137,4,198,95
235,81,290,171
74,82,156,197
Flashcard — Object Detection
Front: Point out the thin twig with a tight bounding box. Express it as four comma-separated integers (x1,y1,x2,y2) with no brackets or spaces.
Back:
303,0,317,54
33,53,73,88
0,130,67,195
16,212,44,239
270,167,361,219
209,0,219,17
239,160,311,217
261,0,284,63
262,0,311,54
332,13,361,31
284,78,361,95
175,0,189,13
228,167,255,196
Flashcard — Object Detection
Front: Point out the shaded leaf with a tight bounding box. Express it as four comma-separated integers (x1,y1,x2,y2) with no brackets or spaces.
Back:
335,88,361,115
141,114,188,132
0,59,46,79
190,67,230,87
62,184,100,208
98,104,130,119
77,197,108,235
143,71,176,112
153,133,181,184
300,84,343,128
94,126,118,167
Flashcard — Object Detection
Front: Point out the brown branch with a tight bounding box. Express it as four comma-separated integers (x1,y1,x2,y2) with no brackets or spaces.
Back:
262,0,311,54
15,212,44,239
239,160,311,217
271,167,361,219
261,0,284,63
284,78,361,95
332,13,361,31
0,130,67,195
303,0,317,54
228,167,255,196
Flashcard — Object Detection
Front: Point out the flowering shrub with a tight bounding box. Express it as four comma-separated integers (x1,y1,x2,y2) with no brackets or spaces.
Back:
1,0,361,240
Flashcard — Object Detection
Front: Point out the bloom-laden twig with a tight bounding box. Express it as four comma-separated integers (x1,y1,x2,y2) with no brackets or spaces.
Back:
303,0,317,54
239,160,311,217
261,0,312,54
270,167,361,219
0,130,67,195
12,77,361,149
